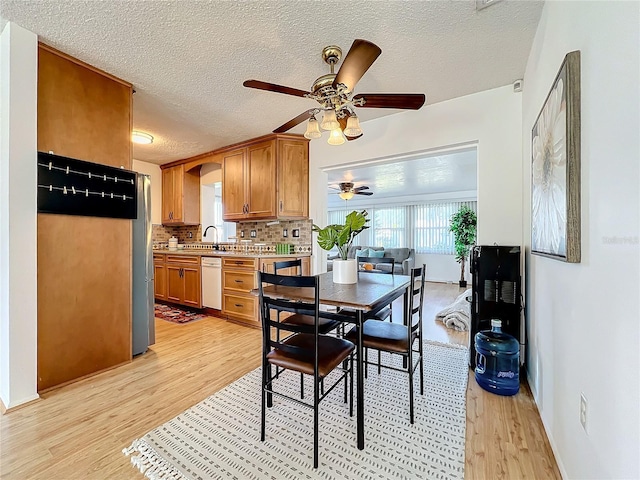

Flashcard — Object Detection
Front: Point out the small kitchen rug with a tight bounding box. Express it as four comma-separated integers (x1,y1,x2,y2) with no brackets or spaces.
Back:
154,303,208,324
123,341,469,479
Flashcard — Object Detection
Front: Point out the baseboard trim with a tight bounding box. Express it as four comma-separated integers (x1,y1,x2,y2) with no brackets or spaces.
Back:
526,372,568,479
1,394,41,415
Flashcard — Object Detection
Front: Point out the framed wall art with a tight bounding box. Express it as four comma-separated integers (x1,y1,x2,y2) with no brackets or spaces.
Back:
531,50,581,263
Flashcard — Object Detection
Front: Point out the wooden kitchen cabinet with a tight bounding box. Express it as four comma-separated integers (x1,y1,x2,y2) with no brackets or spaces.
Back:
161,164,200,225
153,254,167,301
222,134,309,221
277,138,309,218
221,148,247,220
221,255,311,328
165,254,202,308
222,257,259,327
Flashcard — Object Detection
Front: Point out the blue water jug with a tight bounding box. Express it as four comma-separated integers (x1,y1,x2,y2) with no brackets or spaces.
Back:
474,319,520,396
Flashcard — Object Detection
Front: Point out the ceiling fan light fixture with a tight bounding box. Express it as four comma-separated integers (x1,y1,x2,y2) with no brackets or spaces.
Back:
327,128,346,146
339,190,355,200
303,115,322,139
343,114,363,137
320,108,340,131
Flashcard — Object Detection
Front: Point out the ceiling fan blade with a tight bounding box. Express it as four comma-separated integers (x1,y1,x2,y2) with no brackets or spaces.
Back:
273,110,314,133
353,93,426,110
338,114,363,141
353,185,370,192
243,80,310,98
333,39,382,93
356,191,373,196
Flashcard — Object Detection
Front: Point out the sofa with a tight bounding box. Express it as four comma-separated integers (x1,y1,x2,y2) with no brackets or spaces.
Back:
327,246,416,275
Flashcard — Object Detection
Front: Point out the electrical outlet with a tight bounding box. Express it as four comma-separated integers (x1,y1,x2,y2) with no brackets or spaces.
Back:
580,393,588,432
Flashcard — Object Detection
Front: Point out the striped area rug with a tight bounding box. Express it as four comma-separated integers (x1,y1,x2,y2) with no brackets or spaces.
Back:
123,341,469,479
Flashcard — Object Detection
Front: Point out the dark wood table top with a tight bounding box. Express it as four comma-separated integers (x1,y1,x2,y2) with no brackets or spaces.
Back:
261,272,411,311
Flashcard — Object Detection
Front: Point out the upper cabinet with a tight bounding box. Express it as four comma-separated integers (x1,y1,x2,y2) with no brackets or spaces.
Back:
162,164,200,225
222,135,309,221
277,137,309,219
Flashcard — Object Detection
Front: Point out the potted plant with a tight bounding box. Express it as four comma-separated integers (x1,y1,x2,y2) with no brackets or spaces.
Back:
449,205,477,288
313,210,369,284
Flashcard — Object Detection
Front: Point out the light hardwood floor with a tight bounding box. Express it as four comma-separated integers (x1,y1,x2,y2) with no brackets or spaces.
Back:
0,282,560,479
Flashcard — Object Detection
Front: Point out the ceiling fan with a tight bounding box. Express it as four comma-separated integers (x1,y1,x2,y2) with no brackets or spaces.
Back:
331,182,374,200
243,39,426,145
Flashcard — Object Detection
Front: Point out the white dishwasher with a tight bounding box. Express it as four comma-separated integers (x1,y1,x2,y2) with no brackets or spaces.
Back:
201,256,222,309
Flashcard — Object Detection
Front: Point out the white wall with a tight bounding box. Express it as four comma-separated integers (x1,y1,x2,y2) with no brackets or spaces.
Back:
0,23,39,409
522,2,640,478
309,85,523,275
418,254,465,284
132,159,162,225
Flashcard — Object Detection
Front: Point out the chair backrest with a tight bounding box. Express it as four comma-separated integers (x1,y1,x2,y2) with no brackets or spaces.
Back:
258,272,321,353
273,259,302,276
408,265,426,335
357,256,395,275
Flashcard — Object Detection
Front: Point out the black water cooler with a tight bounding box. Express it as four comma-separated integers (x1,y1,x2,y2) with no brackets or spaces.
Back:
469,245,523,369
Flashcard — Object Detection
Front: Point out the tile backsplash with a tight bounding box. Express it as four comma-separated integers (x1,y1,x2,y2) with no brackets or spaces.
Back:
152,219,312,251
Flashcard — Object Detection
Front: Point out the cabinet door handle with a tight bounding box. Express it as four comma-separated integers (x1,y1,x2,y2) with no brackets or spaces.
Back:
234,279,243,283
234,303,243,308
280,200,283,212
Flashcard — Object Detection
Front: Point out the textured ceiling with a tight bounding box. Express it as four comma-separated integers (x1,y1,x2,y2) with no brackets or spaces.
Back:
326,148,477,208
1,1,543,165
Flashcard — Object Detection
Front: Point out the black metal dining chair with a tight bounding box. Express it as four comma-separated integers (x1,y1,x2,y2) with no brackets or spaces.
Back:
273,259,302,276
356,256,395,322
345,264,426,424
340,256,397,376
258,272,355,468
273,259,341,398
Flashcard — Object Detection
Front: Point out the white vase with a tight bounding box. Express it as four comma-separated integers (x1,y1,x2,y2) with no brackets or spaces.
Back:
332,258,357,284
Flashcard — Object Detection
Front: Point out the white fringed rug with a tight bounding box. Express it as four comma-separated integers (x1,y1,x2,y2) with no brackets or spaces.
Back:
123,341,469,480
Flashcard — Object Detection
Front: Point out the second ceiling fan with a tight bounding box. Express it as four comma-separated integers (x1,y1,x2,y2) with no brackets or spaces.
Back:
331,182,373,200
243,39,426,144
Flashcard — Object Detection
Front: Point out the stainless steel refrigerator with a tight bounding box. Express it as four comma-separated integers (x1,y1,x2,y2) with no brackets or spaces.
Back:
132,173,155,356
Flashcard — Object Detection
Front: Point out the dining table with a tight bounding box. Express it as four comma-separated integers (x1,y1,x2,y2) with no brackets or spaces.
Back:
260,271,412,450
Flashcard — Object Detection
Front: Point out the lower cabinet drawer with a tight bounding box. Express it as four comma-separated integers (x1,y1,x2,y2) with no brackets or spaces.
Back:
223,270,256,293
223,293,258,325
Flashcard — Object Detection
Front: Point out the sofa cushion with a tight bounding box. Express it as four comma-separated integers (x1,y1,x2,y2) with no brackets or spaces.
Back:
355,248,371,258
369,250,385,258
383,247,411,263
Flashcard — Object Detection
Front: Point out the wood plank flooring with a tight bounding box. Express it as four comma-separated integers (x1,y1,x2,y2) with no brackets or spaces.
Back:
0,282,560,479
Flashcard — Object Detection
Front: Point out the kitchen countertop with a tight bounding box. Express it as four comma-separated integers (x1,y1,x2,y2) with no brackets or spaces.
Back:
153,249,310,258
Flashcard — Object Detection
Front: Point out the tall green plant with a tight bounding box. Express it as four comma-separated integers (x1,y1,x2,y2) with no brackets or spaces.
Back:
312,210,369,260
450,206,477,283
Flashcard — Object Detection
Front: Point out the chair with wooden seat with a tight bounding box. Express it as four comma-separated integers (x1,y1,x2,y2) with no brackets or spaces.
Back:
345,264,426,424
258,272,355,468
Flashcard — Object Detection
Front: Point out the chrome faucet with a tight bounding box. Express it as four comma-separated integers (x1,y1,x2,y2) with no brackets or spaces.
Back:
203,225,218,244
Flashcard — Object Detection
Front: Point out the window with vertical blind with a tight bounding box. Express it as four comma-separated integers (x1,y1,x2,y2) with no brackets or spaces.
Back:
372,207,406,247
412,201,476,253
327,201,476,254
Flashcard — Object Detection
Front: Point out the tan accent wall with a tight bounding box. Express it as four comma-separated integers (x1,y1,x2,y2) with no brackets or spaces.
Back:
36,44,133,391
